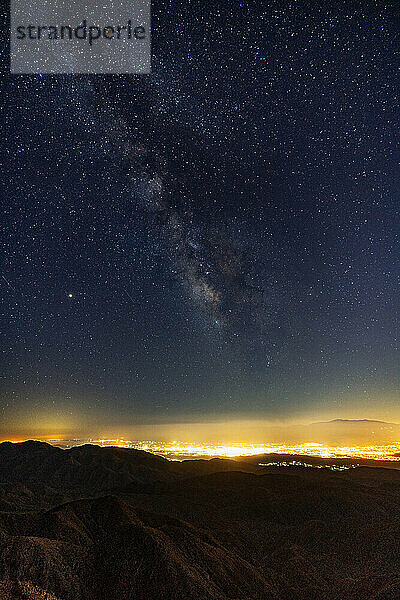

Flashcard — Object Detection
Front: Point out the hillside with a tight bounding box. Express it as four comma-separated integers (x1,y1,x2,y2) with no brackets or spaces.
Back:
1,442,400,599
0,441,259,499
0,581,61,600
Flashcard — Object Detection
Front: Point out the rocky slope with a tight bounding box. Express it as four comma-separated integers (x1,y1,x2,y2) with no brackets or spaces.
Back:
1,442,400,599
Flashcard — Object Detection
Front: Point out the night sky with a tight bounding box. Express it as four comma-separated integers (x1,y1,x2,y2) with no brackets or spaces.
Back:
1,0,399,439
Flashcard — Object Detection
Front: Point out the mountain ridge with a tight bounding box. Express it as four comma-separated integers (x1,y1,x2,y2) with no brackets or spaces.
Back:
1,442,400,598
312,418,398,425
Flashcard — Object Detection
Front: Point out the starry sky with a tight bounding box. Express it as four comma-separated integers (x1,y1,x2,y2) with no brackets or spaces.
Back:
1,0,399,440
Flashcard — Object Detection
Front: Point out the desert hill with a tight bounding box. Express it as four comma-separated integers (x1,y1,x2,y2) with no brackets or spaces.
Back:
1,442,400,599
0,581,61,599
0,441,259,499
0,495,274,600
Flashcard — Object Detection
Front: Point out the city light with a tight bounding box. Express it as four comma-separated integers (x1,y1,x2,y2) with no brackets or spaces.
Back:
49,438,400,462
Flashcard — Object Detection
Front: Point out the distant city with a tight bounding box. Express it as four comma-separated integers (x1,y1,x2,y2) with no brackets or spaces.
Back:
27,438,400,462
258,461,359,471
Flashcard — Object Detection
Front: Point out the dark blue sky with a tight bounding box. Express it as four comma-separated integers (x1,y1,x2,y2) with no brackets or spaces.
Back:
1,0,399,438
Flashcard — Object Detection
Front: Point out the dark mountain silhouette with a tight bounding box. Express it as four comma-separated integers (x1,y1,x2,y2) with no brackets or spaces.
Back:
0,441,173,492
301,418,400,445
0,441,259,499
1,442,400,599
313,418,398,425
